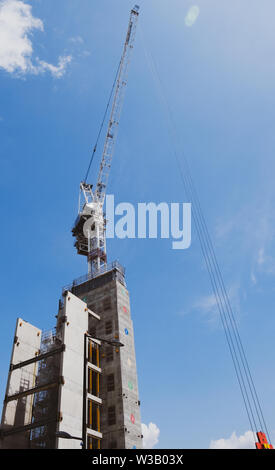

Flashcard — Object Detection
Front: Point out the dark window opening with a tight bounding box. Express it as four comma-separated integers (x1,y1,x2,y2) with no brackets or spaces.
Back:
88,341,100,367
89,326,97,338
108,406,116,426
107,374,115,392
103,298,111,311
88,400,100,432
88,369,100,397
105,320,113,335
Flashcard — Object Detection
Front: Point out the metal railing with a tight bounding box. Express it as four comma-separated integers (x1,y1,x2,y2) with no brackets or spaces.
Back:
62,260,125,294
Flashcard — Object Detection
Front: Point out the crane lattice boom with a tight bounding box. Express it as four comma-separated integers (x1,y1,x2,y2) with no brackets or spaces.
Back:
96,5,139,204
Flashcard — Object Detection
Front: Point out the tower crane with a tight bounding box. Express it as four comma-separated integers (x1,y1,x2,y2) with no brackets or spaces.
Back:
71,5,273,451
72,5,140,275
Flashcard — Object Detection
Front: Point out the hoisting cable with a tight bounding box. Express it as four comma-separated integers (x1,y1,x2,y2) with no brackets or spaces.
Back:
84,58,122,183
189,171,271,442
140,25,272,445
178,137,269,441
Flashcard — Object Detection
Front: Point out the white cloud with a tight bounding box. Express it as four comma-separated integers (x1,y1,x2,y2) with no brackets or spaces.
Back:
81,50,91,58
250,270,257,285
191,283,241,327
256,246,275,274
142,422,160,449
36,55,72,78
195,293,217,314
185,6,200,27
215,200,275,282
69,35,84,44
0,0,71,78
193,293,219,324
257,247,265,266
210,431,255,449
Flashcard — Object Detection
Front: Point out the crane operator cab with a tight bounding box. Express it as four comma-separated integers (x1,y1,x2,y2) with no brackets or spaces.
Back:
72,182,106,272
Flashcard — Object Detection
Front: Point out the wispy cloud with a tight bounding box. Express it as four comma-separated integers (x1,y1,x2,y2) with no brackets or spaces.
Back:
0,0,72,78
69,35,91,59
215,199,275,284
142,422,160,449
69,35,84,45
210,430,255,449
188,283,241,327
250,270,257,285
193,293,218,323
36,56,72,79
185,5,200,27
255,246,275,276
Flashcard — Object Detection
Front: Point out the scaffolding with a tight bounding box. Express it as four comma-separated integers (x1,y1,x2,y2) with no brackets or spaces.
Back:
1,325,63,449
29,329,62,449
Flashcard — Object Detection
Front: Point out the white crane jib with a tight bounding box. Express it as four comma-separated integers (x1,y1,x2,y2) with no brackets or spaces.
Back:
72,6,140,275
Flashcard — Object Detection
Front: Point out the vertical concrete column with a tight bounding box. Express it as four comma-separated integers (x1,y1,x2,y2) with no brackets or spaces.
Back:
116,282,142,449
1,319,41,449
56,293,88,449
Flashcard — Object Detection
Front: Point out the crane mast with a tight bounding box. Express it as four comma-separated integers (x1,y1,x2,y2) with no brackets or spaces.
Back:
72,5,140,275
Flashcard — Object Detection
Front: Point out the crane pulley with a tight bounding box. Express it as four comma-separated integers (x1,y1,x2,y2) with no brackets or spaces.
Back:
72,5,140,275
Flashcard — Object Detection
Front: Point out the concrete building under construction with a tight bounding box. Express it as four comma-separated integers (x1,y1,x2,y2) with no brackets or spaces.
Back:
0,262,142,449
0,6,143,450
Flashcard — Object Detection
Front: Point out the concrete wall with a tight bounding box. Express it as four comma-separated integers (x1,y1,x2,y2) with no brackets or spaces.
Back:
116,282,142,449
1,318,41,449
56,292,89,449
1,268,143,450
75,272,143,449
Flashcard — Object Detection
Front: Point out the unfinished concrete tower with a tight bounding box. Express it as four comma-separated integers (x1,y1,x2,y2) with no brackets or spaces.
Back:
0,263,142,449
65,263,142,449
0,5,143,450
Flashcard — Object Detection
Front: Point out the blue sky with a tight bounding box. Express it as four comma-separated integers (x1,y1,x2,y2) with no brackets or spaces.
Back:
1,0,275,449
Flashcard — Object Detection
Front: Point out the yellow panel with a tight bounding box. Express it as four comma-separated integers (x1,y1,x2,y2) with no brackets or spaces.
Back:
89,401,92,428
97,371,100,396
96,346,99,367
89,369,92,394
97,406,100,433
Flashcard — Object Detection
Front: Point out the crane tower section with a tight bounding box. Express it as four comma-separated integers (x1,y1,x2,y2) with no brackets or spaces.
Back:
72,5,140,275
